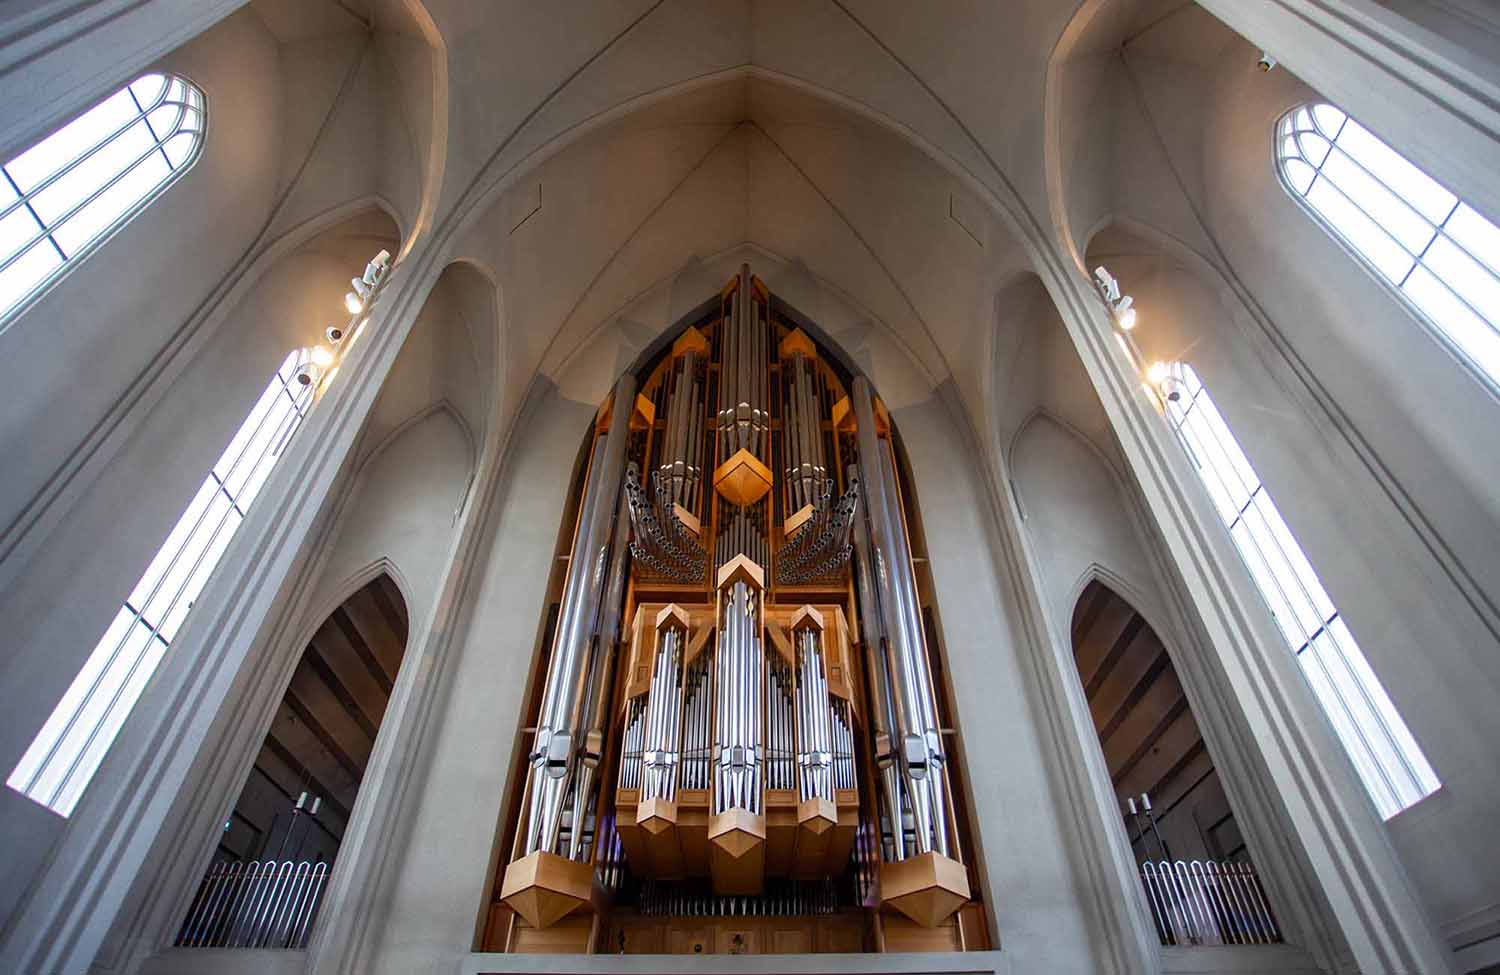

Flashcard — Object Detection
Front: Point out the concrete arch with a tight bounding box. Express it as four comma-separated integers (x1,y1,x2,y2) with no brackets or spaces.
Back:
374,0,449,255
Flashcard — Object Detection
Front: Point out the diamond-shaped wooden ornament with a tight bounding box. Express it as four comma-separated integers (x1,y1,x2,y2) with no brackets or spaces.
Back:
713,448,773,507
797,795,836,834
790,604,825,633
637,796,678,835
715,554,765,592
709,808,766,894
778,328,816,361
879,851,970,928
500,850,593,929
673,325,710,359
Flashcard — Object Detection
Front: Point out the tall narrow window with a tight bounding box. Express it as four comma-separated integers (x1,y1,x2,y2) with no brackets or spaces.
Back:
1,73,205,323
8,350,319,816
1161,363,1439,819
1277,103,1500,383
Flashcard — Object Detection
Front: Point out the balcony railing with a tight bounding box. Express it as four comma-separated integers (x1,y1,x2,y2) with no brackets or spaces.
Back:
1140,860,1281,946
174,859,329,949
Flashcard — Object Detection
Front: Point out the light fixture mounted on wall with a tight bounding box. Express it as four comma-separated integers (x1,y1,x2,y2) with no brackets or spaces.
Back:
1093,266,1138,330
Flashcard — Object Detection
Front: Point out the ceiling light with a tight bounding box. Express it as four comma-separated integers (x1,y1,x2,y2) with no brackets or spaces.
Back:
311,346,334,367
1146,361,1169,385
344,291,364,315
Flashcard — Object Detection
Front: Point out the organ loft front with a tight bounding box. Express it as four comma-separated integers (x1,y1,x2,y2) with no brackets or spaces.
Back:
484,267,989,955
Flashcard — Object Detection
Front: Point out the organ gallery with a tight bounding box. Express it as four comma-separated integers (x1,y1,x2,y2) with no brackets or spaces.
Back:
484,267,988,954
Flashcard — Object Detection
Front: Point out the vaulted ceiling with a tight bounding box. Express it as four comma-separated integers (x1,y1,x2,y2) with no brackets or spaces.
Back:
240,0,1258,457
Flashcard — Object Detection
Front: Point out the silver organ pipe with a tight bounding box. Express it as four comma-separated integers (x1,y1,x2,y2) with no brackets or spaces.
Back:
681,655,713,791
566,482,631,860
523,373,636,858
766,661,796,791
659,345,704,513
781,346,826,516
832,699,855,791
718,264,768,464
850,461,907,858
620,699,645,790
795,628,835,806
641,626,685,803
713,579,763,815
851,376,950,858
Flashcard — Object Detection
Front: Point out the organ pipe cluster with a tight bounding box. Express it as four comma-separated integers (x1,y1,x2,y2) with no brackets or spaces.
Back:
499,269,971,936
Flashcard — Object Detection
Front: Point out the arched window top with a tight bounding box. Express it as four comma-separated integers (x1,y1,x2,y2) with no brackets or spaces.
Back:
1276,102,1500,384
0,72,205,325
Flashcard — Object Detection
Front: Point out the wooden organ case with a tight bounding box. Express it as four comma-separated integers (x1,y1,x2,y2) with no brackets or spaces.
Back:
484,267,990,955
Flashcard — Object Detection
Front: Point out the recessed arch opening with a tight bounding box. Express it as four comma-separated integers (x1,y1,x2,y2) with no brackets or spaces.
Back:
173,572,411,950
1068,578,1284,946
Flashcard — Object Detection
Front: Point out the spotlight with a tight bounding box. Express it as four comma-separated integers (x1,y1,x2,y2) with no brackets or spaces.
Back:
294,362,324,387
363,249,391,286
311,346,334,368
1093,266,1122,303
1257,52,1277,72
344,291,364,315
1114,296,1137,331
1147,361,1169,385
325,324,345,344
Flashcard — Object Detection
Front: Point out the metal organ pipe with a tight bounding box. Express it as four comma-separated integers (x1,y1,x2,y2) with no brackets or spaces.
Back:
566,482,632,860
524,373,637,856
850,462,907,858
796,629,835,805
851,376,950,858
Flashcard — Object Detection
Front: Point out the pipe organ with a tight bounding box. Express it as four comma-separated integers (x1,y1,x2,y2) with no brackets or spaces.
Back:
491,268,985,954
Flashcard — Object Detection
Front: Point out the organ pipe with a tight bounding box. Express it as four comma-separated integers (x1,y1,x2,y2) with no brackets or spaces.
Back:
852,376,950,858
523,374,636,857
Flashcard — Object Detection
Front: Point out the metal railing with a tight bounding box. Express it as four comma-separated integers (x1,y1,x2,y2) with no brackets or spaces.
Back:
1140,860,1281,946
174,860,328,949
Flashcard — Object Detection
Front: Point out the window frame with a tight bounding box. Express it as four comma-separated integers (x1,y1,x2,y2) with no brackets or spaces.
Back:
7,348,317,817
1160,361,1440,820
1273,101,1500,401
0,71,207,332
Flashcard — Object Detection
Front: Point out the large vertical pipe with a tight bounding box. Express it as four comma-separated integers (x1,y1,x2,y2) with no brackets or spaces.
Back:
851,376,948,857
850,462,906,857
525,373,637,854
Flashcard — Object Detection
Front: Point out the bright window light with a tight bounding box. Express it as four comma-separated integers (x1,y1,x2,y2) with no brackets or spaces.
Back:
8,350,315,816
1162,362,1439,819
0,73,205,324
1277,103,1500,383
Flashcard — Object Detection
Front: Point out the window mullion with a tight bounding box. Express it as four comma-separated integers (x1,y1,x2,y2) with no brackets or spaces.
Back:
1,165,68,262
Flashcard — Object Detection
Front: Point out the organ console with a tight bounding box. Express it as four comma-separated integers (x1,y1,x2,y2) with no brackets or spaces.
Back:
488,267,986,954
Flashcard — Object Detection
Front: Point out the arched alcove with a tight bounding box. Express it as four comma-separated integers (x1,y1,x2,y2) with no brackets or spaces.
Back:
174,572,410,950
1069,579,1281,946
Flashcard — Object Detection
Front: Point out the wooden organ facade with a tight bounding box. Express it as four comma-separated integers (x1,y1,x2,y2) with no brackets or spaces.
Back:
484,268,988,955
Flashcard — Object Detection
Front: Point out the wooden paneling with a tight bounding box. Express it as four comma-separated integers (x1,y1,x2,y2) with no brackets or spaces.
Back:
606,913,867,955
